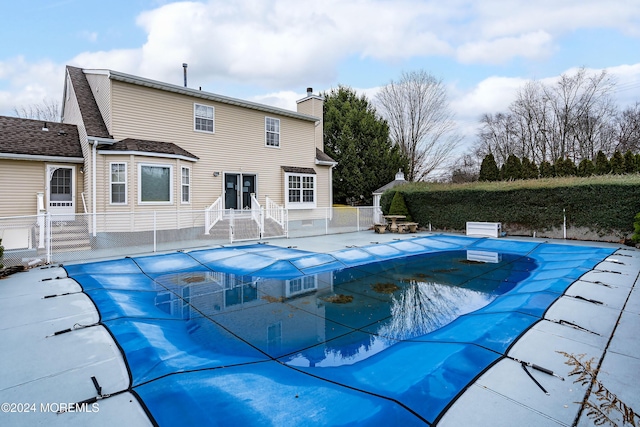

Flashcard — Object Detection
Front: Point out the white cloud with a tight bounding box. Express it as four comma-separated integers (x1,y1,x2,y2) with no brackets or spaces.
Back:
113,0,460,88
250,90,304,111
0,57,64,117
2,0,639,120
471,0,640,39
456,31,554,65
79,31,98,43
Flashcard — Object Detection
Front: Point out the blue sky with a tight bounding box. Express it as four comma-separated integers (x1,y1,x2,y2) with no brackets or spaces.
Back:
1,0,639,154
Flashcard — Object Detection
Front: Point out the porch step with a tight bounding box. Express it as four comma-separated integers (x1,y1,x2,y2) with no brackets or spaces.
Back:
43,219,92,253
207,217,285,241
263,218,285,238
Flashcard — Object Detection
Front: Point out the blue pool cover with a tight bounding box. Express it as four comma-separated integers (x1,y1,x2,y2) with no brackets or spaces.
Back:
65,235,615,426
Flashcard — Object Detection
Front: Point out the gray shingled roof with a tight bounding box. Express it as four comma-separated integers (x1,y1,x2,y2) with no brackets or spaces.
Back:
316,148,336,164
98,138,198,160
282,166,316,174
66,66,111,139
0,116,82,159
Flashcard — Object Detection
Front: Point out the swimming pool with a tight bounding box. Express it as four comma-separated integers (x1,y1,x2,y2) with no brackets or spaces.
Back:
64,235,615,425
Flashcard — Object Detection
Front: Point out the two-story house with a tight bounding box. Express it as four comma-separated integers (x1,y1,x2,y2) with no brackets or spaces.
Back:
0,66,335,254
60,65,334,237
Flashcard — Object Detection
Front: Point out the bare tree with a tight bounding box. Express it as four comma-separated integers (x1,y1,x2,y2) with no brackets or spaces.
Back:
474,68,621,167
615,102,640,153
13,98,61,122
476,112,517,165
376,70,461,181
450,153,479,183
542,67,616,161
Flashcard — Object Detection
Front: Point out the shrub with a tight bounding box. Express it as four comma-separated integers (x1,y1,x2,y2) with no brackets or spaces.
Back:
503,154,522,180
624,150,637,173
479,153,500,181
634,212,640,243
389,191,413,222
0,238,3,269
610,150,625,174
539,161,555,178
521,157,539,179
594,151,611,175
555,157,577,177
380,176,640,238
577,159,595,177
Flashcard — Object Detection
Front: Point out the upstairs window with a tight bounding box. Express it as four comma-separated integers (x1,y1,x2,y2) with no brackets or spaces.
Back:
194,103,214,133
265,117,280,147
110,163,127,204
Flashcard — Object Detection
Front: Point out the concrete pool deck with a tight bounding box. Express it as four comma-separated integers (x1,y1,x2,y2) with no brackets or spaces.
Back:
0,231,638,426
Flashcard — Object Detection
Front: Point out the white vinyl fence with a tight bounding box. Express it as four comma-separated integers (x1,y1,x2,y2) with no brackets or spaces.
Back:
0,207,379,267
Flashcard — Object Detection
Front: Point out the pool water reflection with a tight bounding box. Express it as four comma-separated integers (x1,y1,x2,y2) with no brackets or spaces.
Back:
153,250,535,368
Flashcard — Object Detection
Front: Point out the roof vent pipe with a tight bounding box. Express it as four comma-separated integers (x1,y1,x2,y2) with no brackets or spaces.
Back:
183,63,188,87
306,87,313,96
42,122,49,131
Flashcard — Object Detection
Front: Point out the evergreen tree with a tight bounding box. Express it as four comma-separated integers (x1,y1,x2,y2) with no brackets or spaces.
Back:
594,151,611,175
577,159,595,177
555,157,577,177
389,191,412,221
323,86,408,205
503,154,522,180
624,150,637,173
636,154,640,172
539,160,555,178
478,153,500,181
610,150,625,174
520,157,539,179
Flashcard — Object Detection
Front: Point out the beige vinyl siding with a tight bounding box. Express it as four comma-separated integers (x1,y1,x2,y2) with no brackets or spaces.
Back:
296,97,324,151
85,72,112,133
94,153,192,231
0,160,45,217
109,81,327,211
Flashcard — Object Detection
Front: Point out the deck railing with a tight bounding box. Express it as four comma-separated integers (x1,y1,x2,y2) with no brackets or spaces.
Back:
265,196,285,226
0,206,377,267
204,197,223,235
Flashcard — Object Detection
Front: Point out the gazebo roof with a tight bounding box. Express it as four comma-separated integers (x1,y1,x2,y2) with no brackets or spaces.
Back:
373,170,407,195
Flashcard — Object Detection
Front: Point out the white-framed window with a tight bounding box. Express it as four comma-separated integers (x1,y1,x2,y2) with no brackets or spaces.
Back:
138,163,173,204
286,275,317,297
265,117,280,147
181,166,190,204
285,172,316,209
194,103,214,133
110,162,127,204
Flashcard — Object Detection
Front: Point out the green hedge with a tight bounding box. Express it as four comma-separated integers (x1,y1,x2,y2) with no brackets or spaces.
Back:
380,175,640,236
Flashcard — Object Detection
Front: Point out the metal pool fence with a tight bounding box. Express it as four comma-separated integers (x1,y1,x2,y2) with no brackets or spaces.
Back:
0,206,379,267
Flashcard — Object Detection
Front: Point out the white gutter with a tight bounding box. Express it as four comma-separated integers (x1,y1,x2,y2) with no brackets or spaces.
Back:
97,150,198,162
0,153,84,163
92,140,97,237
88,136,115,237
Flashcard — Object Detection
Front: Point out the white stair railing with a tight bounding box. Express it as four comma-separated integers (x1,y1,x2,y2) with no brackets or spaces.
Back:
204,197,223,235
265,196,285,227
251,194,264,238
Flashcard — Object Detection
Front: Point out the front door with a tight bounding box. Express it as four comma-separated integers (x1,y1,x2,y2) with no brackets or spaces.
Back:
47,165,76,220
224,173,256,210
241,175,256,209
